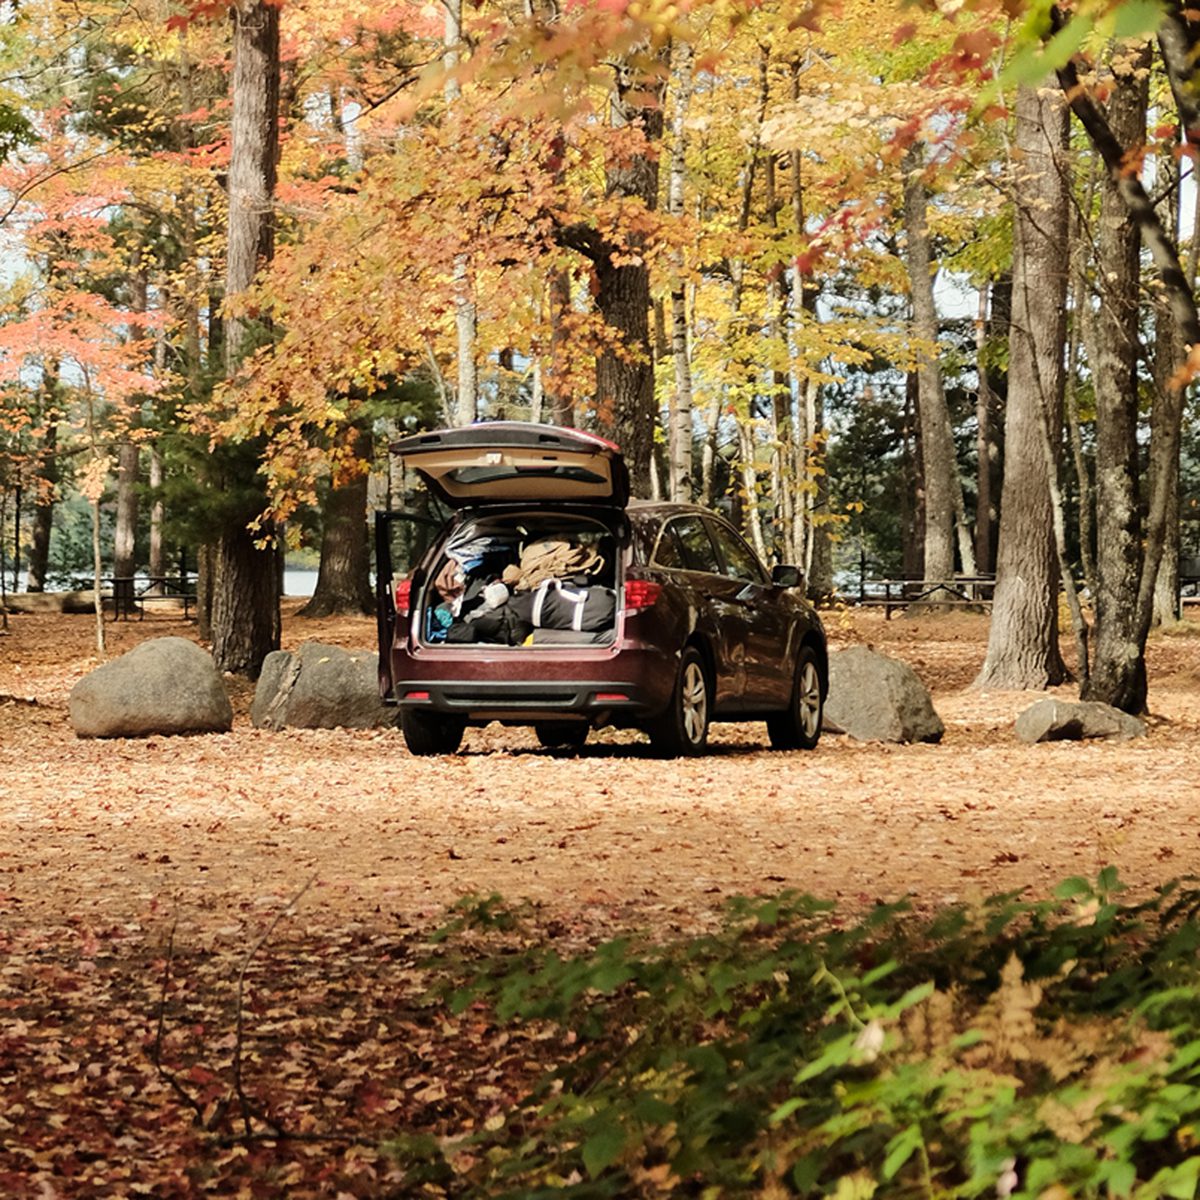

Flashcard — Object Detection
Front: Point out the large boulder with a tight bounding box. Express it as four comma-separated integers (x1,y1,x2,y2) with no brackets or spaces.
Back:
70,637,232,738
824,645,944,744
1015,699,1146,744
251,642,394,731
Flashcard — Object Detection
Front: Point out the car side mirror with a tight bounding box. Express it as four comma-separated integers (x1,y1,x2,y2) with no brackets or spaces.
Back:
772,564,804,589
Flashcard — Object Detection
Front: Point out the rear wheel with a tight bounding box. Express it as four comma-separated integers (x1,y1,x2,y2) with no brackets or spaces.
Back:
648,647,711,757
767,644,823,751
534,722,589,750
400,709,466,756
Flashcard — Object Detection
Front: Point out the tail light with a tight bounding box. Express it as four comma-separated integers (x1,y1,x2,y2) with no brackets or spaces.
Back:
624,579,662,612
394,578,412,617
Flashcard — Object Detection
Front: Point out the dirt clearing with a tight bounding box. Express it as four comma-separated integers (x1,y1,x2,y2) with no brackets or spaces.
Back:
3,604,1198,934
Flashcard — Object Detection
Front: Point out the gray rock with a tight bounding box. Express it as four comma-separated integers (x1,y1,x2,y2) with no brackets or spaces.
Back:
70,637,232,738
824,645,944,743
251,642,394,730
1015,698,1146,744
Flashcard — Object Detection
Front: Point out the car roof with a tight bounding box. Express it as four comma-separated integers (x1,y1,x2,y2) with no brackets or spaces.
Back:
627,499,725,521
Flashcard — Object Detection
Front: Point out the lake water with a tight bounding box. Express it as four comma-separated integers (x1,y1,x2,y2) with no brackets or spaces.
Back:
4,568,321,598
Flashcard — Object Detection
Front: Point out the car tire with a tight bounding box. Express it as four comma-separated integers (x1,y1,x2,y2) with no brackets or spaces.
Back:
400,709,466,756
534,722,589,750
767,644,823,751
647,647,711,757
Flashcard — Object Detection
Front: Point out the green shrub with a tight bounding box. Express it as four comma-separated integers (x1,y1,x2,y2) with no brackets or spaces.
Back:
388,872,1200,1198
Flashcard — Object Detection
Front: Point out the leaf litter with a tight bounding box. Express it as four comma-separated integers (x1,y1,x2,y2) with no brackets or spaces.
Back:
1,602,1199,1195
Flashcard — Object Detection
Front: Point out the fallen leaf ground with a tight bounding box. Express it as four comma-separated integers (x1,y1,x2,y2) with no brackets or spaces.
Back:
1,602,1198,1196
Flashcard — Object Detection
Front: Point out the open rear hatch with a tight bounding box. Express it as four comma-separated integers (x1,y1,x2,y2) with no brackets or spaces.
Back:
416,510,620,649
389,422,630,509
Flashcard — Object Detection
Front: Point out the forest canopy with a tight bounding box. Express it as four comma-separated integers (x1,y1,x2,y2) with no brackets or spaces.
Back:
0,0,1196,709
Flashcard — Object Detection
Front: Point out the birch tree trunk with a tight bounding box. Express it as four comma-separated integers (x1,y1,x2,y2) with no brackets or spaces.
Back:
667,41,695,502
1151,149,1187,626
976,84,1070,689
445,0,477,427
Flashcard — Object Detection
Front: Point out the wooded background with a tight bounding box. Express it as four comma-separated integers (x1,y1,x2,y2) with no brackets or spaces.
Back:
0,0,1196,715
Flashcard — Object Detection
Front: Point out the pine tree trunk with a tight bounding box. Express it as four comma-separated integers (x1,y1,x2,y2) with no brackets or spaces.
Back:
197,543,214,641
214,0,281,676
973,286,999,575
298,428,374,618
210,524,281,676
25,407,57,594
148,444,164,588
977,84,1070,689
591,55,664,497
1080,47,1150,712
902,145,962,593
113,441,139,581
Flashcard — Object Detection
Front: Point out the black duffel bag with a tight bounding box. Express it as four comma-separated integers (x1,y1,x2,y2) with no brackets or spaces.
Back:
528,579,616,633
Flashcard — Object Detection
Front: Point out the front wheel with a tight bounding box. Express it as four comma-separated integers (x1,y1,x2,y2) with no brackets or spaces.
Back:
767,644,823,751
400,709,466,756
647,647,711,758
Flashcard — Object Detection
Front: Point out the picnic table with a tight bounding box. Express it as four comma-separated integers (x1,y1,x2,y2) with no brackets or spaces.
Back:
853,576,997,619
107,574,198,621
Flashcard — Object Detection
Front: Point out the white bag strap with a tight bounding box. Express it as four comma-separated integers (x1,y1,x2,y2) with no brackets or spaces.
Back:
531,579,552,627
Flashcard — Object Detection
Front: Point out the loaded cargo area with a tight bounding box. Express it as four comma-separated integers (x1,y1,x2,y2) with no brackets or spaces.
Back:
417,512,620,648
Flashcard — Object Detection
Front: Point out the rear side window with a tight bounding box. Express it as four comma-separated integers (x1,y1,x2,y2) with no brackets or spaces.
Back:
708,520,767,584
671,516,721,575
651,524,685,569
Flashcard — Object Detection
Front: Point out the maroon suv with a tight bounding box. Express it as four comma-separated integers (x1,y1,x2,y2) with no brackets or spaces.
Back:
375,422,827,756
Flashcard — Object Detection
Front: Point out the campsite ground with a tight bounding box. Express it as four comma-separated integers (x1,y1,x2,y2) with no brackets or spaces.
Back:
3,602,1199,933
1,603,1199,1195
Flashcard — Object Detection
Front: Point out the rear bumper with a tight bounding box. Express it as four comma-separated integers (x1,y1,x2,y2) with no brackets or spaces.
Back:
393,678,655,720
388,642,675,722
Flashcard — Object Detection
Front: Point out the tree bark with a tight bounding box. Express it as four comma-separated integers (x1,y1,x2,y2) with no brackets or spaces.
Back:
1053,18,1198,709
148,443,164,588
113,440,139,581
1076,45,1150,712
592,55,665,496
976,84,1070,690
973,286,999,575
223,0,278,372
902,144,972,592
210,522,281,675
445,0,477,427
25,367,59,593
546,265,574,427
667,40,695,503
1152,154,1186,628
213,0,281,677
298,427,374,618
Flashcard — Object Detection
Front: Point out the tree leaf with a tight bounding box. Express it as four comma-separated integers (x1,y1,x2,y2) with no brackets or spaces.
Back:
582,1119,627,1178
